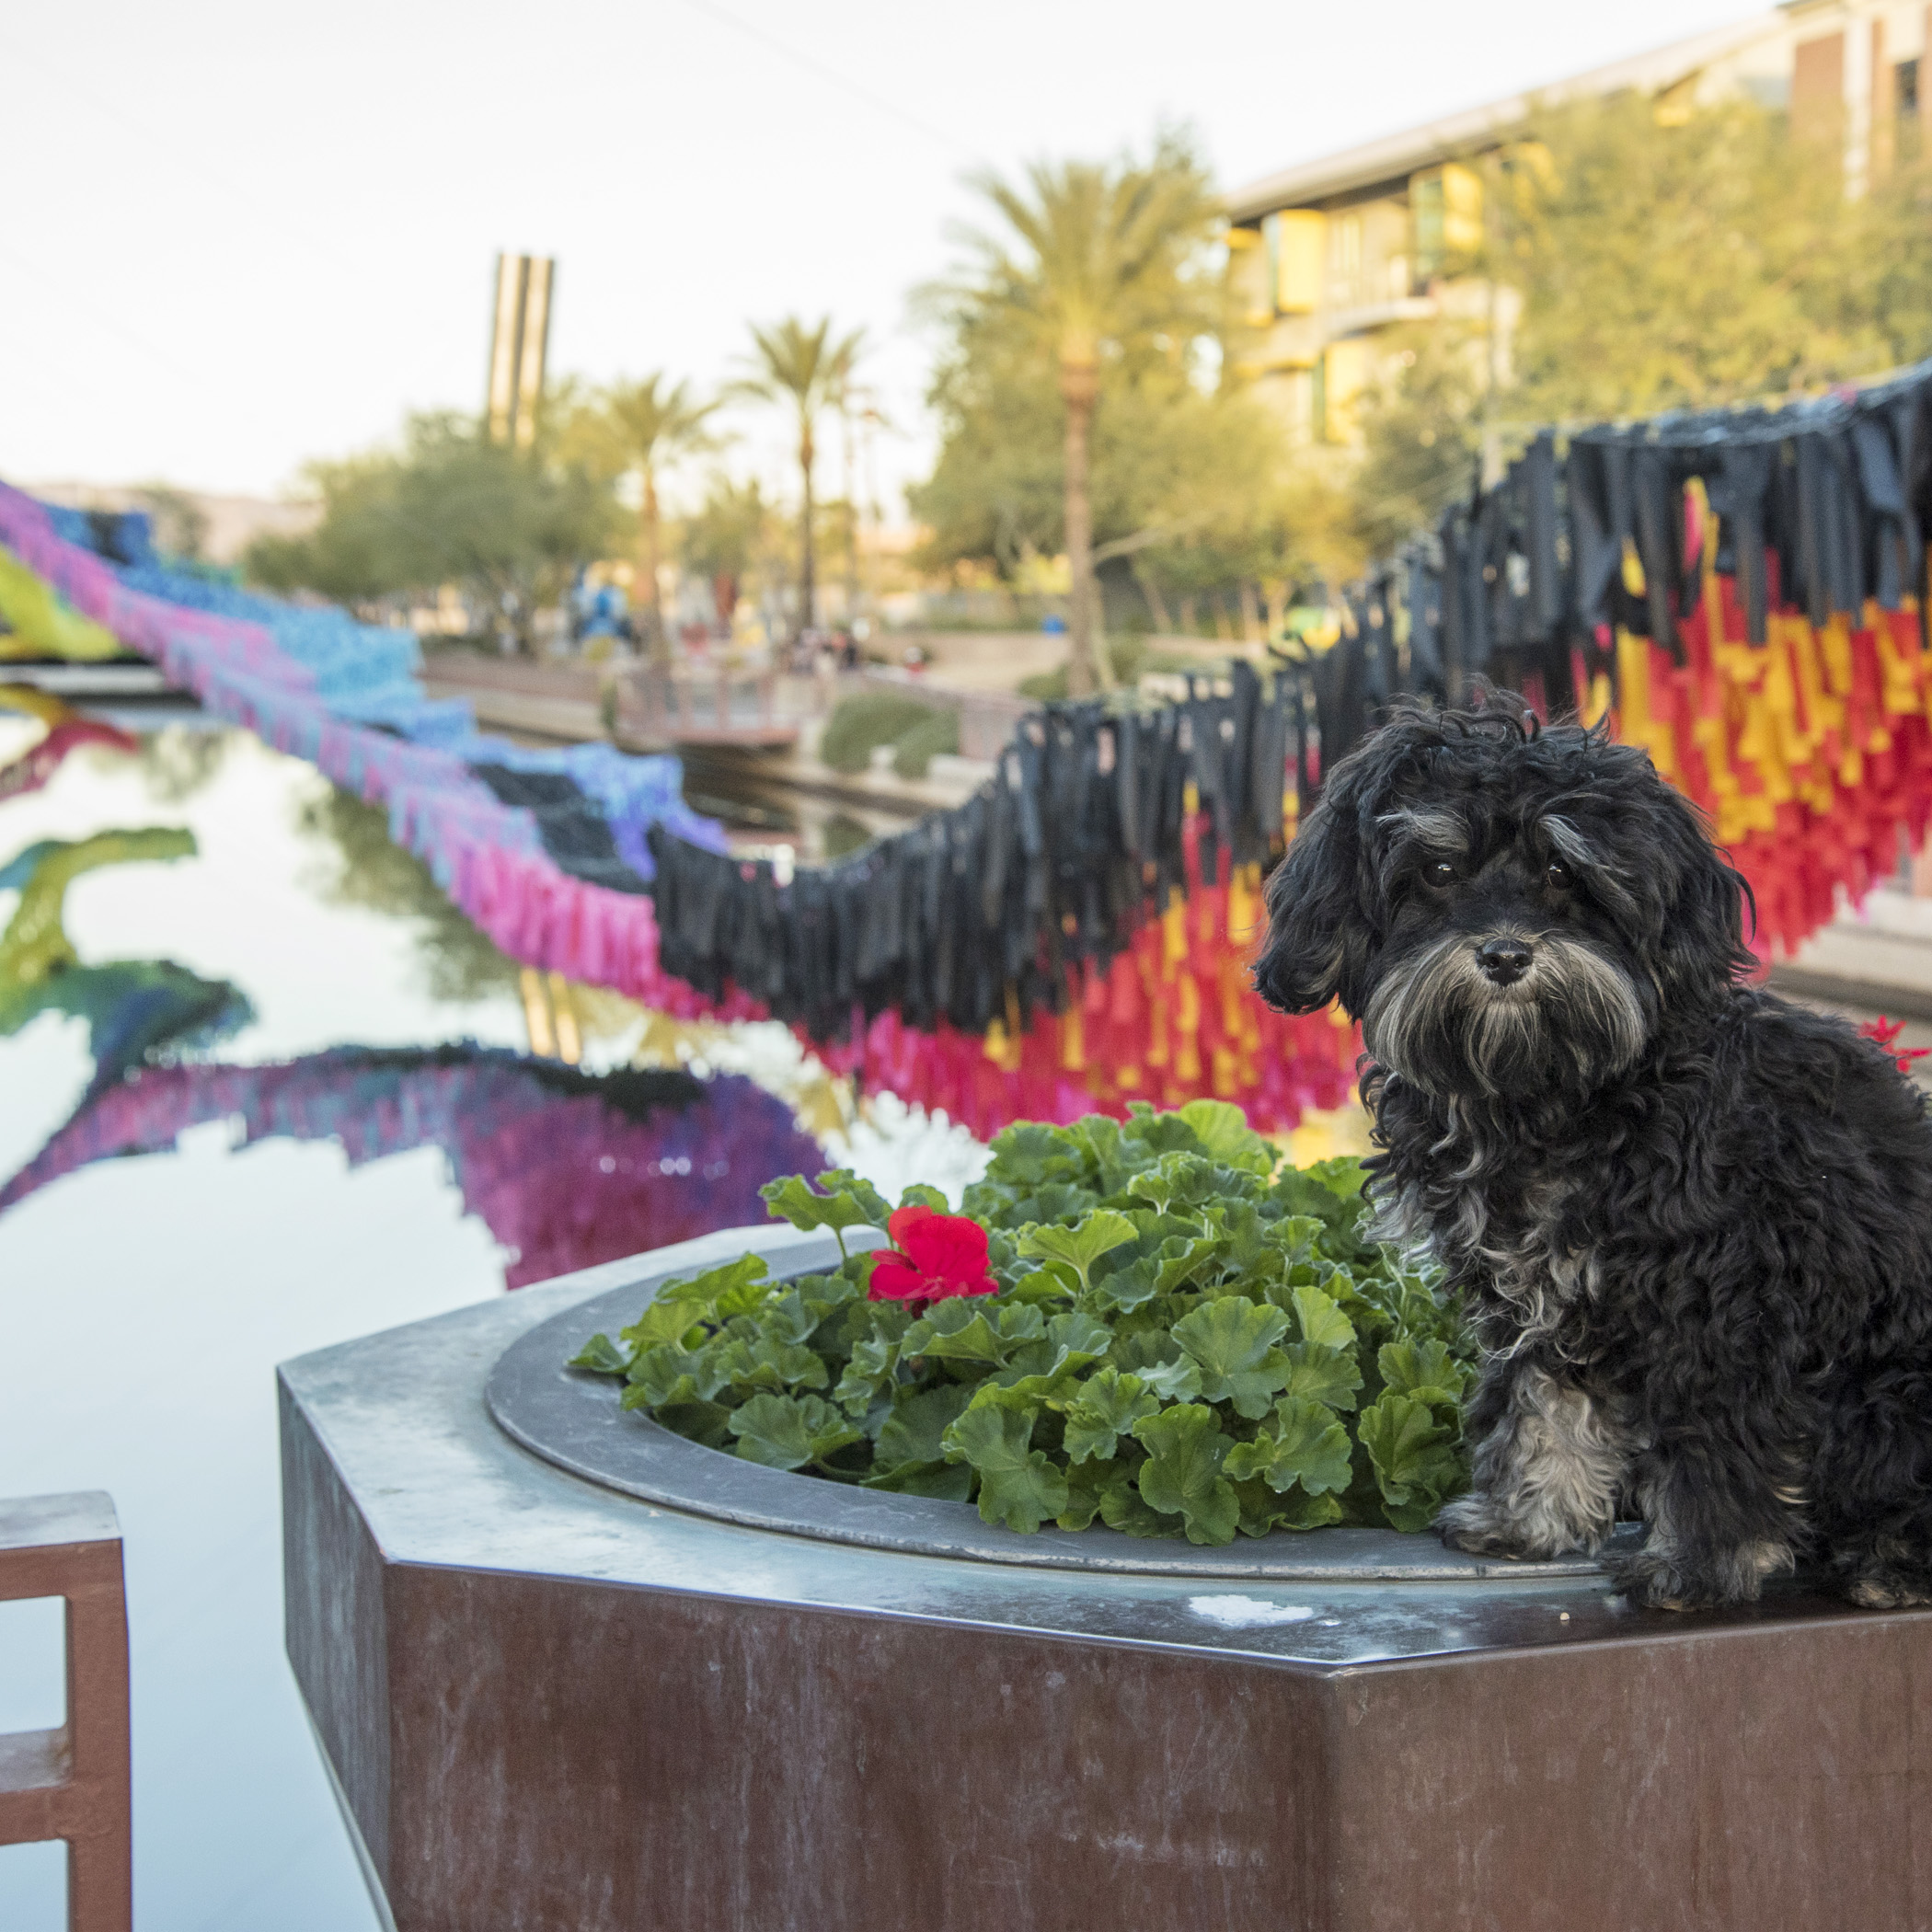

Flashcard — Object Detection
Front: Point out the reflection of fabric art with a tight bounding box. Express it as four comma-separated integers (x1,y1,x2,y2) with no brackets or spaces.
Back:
0,828,254,1092
0,684,138,800
0,1047,823,1289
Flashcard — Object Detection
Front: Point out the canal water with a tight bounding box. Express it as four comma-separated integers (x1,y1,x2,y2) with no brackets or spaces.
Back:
0,719,986,1930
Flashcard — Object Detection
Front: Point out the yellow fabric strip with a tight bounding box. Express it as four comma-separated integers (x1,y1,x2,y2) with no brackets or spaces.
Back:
0,545,123,661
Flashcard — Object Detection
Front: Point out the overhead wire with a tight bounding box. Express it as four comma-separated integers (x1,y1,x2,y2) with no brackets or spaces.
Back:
666,0,979,161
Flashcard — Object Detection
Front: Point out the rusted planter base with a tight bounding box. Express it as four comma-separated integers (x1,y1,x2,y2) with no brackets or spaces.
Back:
280,1226,1932,1932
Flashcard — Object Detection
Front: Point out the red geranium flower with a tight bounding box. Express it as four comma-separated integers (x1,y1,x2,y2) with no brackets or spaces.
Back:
867,1204,998,1304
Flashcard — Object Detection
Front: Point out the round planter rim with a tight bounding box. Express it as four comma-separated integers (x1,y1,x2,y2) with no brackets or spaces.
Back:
486,1238,1622,1582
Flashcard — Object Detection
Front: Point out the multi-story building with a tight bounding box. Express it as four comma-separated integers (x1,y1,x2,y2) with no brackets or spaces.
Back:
1225,2,1932,444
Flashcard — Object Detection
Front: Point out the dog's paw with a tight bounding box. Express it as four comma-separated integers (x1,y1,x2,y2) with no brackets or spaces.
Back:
1846,1566,1932,1610
1610,1546,1712,1611
1611,1541,1768,1611
1436,1495,1535,1560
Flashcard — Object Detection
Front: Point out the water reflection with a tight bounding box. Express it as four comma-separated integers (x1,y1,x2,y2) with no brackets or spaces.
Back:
297,786,520,1005
0,826,252,1098
0,721,834,1276
0,712,984,1932
2,1046,820,1286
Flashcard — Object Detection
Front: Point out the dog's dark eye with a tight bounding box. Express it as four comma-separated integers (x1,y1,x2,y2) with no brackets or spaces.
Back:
1428,859,1458,887
1546,857,1572,890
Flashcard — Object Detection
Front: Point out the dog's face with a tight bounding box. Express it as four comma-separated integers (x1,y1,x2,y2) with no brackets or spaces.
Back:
1253,705,1752,1100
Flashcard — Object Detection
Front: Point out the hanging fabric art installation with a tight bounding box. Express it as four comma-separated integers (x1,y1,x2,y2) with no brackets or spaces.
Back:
11,351,1932,1142
0,483,733,1023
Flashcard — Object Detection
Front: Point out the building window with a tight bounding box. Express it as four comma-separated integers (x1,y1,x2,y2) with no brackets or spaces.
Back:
1410,164,1483,283
1899,57,1920,119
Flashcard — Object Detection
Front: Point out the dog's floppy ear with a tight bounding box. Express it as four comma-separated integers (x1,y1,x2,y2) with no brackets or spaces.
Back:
1252,724,1414,1016
1649,775,1756,1001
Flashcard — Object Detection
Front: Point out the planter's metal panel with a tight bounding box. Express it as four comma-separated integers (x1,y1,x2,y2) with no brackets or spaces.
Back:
281,1223,1932,1932
486,1255,1622,1581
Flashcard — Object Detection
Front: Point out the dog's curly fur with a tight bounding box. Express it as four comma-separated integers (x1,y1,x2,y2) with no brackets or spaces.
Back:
1253,697,1932,1610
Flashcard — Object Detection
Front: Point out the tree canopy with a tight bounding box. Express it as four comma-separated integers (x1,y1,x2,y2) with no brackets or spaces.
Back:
912,130,1299,668
732,316,864,638
1351,90,1932,553
247,412,619,647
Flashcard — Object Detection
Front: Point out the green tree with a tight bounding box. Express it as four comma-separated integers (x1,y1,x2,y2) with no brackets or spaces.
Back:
678,475,777,628
733,317,864,642
1506,91,1932,422
562,375,721,661
1343,91,1932,556
247,412,619,650
1349,322,1486,559
933,132,1223,692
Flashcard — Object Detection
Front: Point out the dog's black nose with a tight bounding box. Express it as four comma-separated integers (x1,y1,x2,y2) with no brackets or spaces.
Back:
1476,937,1533,985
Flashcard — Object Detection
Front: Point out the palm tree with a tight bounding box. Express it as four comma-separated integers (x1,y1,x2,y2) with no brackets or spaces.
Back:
956,137,1220,695
734,316,864,642
595,375,719,660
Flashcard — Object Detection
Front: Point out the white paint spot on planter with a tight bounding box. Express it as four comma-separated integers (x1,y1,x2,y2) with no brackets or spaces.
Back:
1186,1594,1317,1628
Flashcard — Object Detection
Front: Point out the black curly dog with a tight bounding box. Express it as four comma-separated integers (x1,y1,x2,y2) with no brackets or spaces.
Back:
1253,698,1932,1610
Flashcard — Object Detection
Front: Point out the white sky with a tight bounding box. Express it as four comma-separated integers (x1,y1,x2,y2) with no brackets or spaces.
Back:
3,0,1764,516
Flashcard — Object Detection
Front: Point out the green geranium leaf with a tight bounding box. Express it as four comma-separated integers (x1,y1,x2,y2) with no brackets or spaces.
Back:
1121,1102,1205,1155
766,1286,830,1348
812,1167,892,1223
1048,1308,1113,1357
875,1383,976,1468
715,1332,829,1395
983,1121,1088,1188
627,1339,733,1403
898,1182,950,1212
942,1404,1069,1533
1291,1279,1356,1351
1016,1211,1138,1291
1139,1355,1204,1401
1225,1396,1354,1497
1133,1403,1240,1545
1305,1155,1369,1202
1231,1475,1287,1538
1126,1150,1231,1217
1377,1338,1466,1409
862,1457,974,1501
1155,1233,1231,1294
1279,1340,1363,1413
1277,1489,1347,1530
996,1306,1112,1396
618,1253,772,1348
620,1372,692,1410
1359,1392,1465,1524
1098,1478,1182,1538
569,1331,631,1374
644,1397,733,1448
1176,1098,1277,1175
759,1170,890,1251
996,1304,1048,1343
1006,1269,1075,1306
1063,1368,1160,1463
1170,1296,1292,1419
902,1299,1008,1364
831,1327,900,1414
728,1392,863,1470
1088,1253,1163,1313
